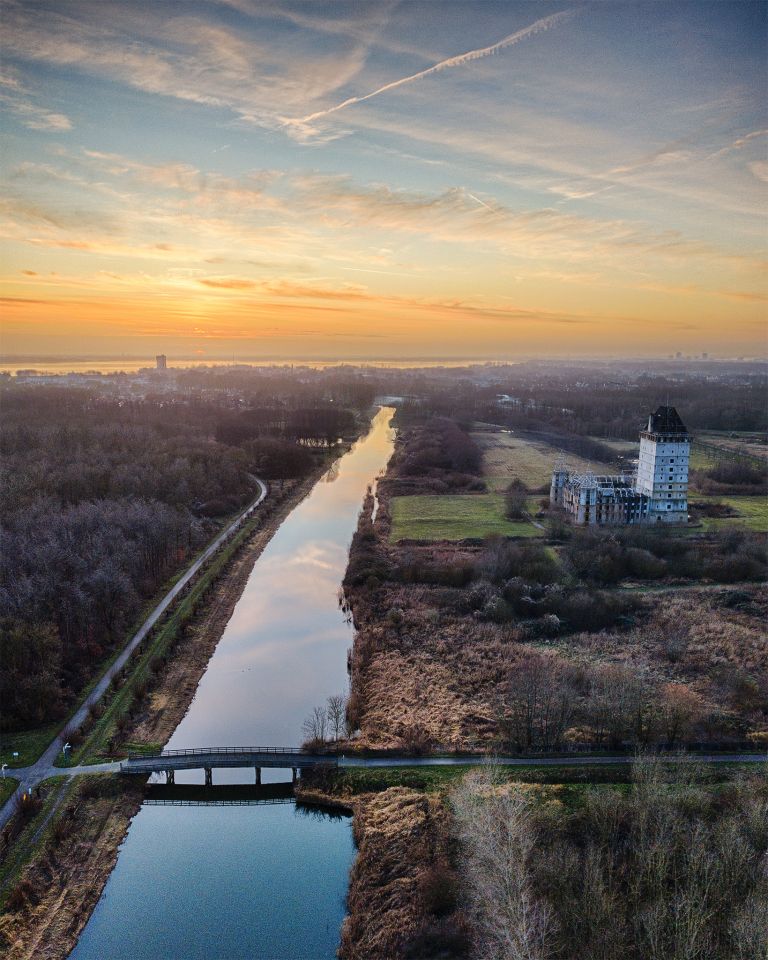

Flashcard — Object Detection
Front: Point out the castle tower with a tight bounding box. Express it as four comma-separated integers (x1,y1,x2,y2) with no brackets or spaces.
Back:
634,406,690,524
550,454,569,506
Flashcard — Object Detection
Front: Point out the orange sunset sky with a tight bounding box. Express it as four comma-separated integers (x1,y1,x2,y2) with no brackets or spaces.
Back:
1,1,766,360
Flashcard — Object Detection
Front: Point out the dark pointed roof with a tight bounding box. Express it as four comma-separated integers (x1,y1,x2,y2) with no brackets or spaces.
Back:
646,406,688,435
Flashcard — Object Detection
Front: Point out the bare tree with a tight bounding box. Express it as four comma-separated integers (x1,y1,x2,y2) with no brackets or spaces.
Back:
453,767,553,960
301,705,327,744
326,694,346,741
501,652,578,751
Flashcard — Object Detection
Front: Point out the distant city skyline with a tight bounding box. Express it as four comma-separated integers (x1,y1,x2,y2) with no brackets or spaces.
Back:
1,0,766,358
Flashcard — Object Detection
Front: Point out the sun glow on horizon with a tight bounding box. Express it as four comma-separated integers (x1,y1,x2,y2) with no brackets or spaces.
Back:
1,1,766,358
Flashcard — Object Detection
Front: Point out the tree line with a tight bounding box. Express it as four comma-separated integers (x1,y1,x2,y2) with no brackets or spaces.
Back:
0,381,364,732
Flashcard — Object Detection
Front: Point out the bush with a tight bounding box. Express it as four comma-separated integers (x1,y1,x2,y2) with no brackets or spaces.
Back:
418,862,459,917
504,479,529,519
477,538,560,585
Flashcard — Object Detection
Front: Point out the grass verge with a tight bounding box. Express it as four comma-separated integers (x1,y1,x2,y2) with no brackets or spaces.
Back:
390,493,541,541
0,727,60,771
0,781,19,807
326,761,758,797
0,777,71,906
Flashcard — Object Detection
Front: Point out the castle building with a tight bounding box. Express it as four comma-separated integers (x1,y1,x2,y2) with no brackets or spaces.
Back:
550,406,690,526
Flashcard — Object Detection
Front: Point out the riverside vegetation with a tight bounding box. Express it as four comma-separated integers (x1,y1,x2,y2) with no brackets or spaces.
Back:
326,385,766,960
2,360,766,959
0,368,374,958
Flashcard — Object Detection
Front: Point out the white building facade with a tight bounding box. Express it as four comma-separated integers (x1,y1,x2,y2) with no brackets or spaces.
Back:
634,407,690,523
550,406,690,526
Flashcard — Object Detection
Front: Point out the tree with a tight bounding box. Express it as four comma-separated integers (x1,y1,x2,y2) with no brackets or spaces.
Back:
505,478,528,520
659,683,703,746
453,768,552,960
501,652,579,751
326,694,346,741
302,705,327,744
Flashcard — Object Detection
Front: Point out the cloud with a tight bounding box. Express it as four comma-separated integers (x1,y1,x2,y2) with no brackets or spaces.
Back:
748,161,768,183
706,128,768,162
0,70,72,131
199,277,258,290
286,8,575,134
1,1,370,131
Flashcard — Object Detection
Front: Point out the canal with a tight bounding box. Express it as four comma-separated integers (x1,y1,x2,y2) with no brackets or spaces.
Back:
71,406,396,960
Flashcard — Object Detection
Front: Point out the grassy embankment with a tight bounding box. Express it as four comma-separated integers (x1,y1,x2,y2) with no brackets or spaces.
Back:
0,778,71,901
319,761,757,796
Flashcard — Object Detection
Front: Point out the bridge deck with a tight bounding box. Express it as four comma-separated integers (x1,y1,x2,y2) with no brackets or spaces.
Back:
121,747,337,774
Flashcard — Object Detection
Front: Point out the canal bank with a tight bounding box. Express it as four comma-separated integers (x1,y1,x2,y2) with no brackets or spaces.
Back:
68,407,396,960
1,408,396,960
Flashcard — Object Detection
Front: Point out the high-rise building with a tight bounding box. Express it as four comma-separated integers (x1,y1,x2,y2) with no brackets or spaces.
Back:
156,354,167,371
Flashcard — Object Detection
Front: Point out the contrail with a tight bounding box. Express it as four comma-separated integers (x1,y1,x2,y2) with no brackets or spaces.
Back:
467,192,494,211
290,9,575,127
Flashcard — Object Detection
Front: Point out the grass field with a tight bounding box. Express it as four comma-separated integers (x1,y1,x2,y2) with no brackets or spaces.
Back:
690,494,768,532
589,437,638,455
472,429,597,491
390,493,541,541
0,778,19,806
0,725,61,770
697,431,768,463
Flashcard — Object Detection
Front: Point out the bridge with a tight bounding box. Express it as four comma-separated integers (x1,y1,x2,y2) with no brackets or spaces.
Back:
120,746,337,785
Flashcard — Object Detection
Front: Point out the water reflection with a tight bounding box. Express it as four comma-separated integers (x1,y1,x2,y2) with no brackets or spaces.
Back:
162,406,395,762
70,407,395,960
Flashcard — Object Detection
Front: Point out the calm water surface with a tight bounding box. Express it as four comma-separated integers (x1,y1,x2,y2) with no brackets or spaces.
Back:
71,407,395,960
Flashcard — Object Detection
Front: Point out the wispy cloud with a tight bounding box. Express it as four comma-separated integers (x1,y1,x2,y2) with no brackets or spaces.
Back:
286,8,576,133
0,70,72,131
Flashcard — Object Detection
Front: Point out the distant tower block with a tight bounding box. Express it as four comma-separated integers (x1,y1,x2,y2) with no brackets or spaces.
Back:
634,406,690,524
156,354,167,371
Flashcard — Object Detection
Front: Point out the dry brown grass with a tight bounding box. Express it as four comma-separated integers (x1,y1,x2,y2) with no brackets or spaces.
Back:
347,470,767,749
472,430,596,491
339,788,466,960
0,778,146,960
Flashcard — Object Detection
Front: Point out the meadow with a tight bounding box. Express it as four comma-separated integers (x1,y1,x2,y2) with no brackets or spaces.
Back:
471,428,598,491
389,493,541,541
689,493,768,532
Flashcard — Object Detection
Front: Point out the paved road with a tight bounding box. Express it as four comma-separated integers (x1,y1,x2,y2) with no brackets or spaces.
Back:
0,479,268,831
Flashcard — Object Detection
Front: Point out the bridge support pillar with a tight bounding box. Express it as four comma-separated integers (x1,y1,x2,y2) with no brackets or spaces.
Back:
254,767,261,785
166,769,174,785
292,767,299,784
204,767,213,787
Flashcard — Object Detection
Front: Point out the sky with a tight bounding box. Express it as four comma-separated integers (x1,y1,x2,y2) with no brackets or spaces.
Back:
0,0,766,360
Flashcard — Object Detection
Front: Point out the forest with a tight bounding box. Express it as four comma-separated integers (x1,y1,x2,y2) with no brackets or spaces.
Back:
0,376,367,731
